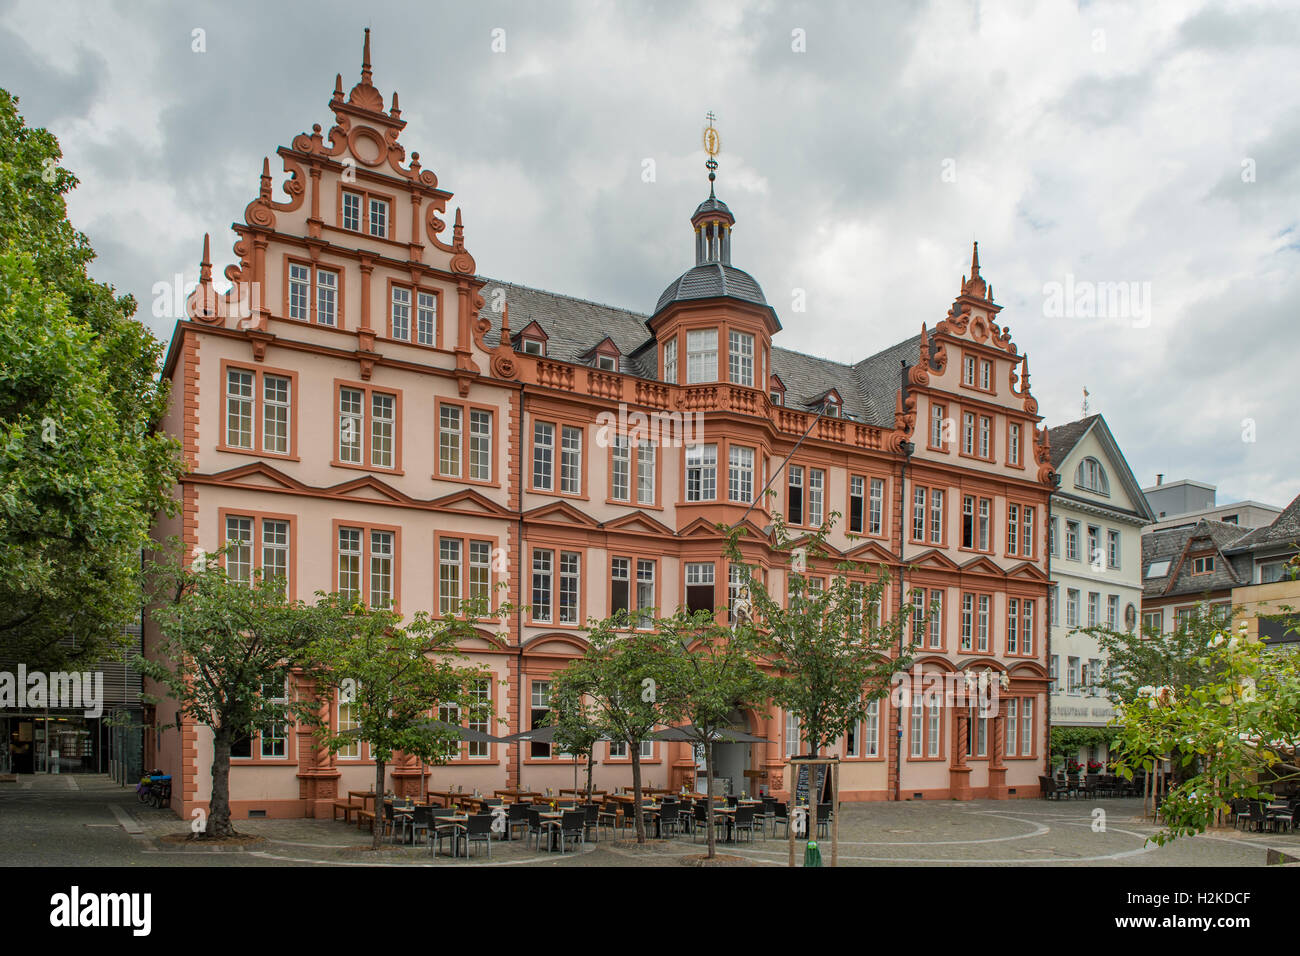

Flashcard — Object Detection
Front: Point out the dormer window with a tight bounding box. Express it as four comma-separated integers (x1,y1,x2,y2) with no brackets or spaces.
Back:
596,354,617,372
1192,555,1215,575
521,339,544,356
770,391,783,406
821,401,840,418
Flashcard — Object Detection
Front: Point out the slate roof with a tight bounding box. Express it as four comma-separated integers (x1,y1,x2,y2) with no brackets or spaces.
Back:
475,276,927,427
1225,491,1300,552
1047,415,1101,470
653,262,767,315
1141,519,1252,600
692,196,733,219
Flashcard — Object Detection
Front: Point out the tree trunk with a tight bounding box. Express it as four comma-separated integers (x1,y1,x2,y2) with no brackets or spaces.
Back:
372,758,385,849
585,752,594,801
631,745,646,843
705,739,717,859
207,727,236,838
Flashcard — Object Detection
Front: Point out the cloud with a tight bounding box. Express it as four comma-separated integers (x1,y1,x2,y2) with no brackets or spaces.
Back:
4,0,1297,509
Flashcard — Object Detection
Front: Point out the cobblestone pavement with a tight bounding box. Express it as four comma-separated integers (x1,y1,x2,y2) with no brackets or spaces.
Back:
2,774,1296,867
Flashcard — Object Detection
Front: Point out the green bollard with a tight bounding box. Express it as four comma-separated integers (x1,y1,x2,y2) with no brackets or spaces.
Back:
803,839,823,867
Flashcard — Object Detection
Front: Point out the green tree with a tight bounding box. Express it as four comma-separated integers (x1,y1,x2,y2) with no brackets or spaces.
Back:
548,681,604,800
1079,612,1222,704
135,547,320,839
0,89,180,670
305,593,495,849
551,615,674,843
1112,622,1300,844
657,606,768,859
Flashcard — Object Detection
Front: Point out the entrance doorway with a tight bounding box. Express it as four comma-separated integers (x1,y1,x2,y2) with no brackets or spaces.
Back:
697,709,751,797
2,713,100,773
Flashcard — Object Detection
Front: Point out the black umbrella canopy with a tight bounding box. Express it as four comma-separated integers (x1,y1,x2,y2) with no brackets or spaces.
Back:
499,725,611,744
651,724,768,744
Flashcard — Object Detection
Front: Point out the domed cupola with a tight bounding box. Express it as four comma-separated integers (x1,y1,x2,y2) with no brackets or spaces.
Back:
652,125,770,319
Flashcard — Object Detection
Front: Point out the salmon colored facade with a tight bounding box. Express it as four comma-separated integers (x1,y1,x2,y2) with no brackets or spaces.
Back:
146,32,1056,820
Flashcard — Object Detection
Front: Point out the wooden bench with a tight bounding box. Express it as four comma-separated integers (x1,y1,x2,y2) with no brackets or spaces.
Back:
356,809,375,832
332,800,357,823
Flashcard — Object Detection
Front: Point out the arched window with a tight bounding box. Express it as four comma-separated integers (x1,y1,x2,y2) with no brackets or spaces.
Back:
1075,457,1109,494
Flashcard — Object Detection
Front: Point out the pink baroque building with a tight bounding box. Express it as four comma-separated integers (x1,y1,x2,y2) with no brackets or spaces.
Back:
146,31,1057,820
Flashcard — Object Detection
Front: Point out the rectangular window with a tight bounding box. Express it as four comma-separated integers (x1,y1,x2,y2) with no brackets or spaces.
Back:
1049,585,1059,625
931,403,946,447
1107,529,1120,569
912,487,927,541
863,700,879,757
560,425,583,494
977,594,989,651
342,191,362,232
1007,597,1019,654
911,587,925,645
1087,592,1099,627
1009,423,1021,465
636,559,654,628
338,387,362,464
728,565,745,622
439,538,461,615
928,705,940,758
469,409,492,482
416,291,437,346
439,405,462,478
978,416,991,458
261,519,289,596
369,530,393,609
928,589,943,648
1066,589,1079,627
1066,521,1080,561
728,445,754,503
980,359,991,391
978,498,990,551
316,268,338,326
611,435,630,501
963,355,976,386
1020,698,1033,755
1068,657,1081,694
929,490,943,544
961,594,973,651
337,693,360,759
685,562,715,615
808,468,825,527
559,551,580,624
962,413,975,455
849,476,864,534
1192,555,1215,574
787,465,804,525
1007,503,1019,554
869,478,884,536
368,197,388,238
1023,599,1035,655
1087,525,1101,567
468,540,491,605
786,711,802,758
370,393,395,469
686,329,718,384
1143,610,1163,633
338,527,362,604
728,330,754,386
1107,594,1119,629
466,678,491,758
1049,656,1059,694
530,681,551,759
533,422,554,491
636,440,655,505
532,550,553,623
910,694,923,758
1049,516,1058,557
390,286,411,341
663,338,677,385
1021,506,1034,557
225,516,253,585
686,444,717,501
261,374,291,455
288,262,310,320
962,495,975,549
611,558,630,616
226,369,255,449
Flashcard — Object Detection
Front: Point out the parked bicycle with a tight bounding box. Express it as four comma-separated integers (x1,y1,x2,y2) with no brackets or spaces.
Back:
136,770,172,809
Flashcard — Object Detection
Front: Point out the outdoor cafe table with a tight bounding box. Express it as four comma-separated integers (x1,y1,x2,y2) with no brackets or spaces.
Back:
458,795,492,813
347,790,377,809
427,790,460,808
494,789,543,803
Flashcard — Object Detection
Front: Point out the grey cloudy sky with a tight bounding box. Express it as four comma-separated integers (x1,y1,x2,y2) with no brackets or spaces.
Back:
4,0,1298,508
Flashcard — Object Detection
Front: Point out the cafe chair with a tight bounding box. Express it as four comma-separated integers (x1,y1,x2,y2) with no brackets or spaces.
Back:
464,813,494,857
559,809,586,852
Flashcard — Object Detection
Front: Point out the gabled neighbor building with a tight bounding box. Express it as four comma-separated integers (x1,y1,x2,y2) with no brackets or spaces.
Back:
146,31,1059,820
1226,492,1300,651
1140,520,1252,634
1044,415,1152,768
